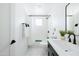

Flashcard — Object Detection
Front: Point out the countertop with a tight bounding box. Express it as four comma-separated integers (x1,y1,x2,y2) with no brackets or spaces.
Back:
47,39,79,56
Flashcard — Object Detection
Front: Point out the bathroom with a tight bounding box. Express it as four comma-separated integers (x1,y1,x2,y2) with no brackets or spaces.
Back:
0,3,79,56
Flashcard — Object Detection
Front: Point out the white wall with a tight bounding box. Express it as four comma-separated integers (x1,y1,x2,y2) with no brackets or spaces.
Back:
24,14,31,46
48,3,65,39
14,3,28,56
0,3,10,56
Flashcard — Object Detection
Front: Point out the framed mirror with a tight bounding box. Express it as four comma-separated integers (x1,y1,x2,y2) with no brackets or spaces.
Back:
66,3,79,35
66,3,79,45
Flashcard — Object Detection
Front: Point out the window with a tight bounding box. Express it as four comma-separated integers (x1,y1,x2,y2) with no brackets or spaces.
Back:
35,19,42,26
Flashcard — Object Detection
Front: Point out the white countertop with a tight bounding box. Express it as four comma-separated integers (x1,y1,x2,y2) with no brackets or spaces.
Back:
47,39,79,56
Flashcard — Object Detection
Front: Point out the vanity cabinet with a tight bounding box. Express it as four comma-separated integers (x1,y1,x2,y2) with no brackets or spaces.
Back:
48,42,58,56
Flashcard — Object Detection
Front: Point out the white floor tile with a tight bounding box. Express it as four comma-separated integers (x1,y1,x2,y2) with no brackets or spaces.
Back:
26,45,48,56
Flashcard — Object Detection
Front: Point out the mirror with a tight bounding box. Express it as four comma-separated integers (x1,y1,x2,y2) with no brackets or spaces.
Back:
67,3,79,45
67,3,79,35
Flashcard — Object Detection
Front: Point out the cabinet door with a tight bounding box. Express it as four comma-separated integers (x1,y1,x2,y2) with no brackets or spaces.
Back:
48,42,58,56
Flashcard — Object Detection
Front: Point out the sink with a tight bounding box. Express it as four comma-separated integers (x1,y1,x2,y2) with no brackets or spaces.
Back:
48,39,79,56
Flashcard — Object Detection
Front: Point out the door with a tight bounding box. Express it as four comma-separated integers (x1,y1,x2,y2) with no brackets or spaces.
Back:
0,3,11,56
31,17,48,45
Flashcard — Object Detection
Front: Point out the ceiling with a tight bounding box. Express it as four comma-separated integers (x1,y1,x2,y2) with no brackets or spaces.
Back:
24,3,66,15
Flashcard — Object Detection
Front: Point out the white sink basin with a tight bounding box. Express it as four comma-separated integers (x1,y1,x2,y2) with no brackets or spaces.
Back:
47,39,79,56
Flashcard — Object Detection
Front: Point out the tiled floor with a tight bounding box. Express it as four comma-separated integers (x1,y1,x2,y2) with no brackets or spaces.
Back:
26,45,48,56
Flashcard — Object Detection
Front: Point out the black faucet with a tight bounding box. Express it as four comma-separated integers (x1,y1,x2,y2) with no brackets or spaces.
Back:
68,34,76,44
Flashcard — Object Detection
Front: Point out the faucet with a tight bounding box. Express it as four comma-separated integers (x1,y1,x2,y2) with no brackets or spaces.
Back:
68,34,76,44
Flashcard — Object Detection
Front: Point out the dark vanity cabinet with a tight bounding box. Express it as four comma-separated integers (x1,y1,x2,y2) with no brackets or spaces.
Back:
48,41,59,56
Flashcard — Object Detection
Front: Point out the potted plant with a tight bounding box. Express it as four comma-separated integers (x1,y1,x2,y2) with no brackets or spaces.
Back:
59,30,67,40
59,30,74,40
